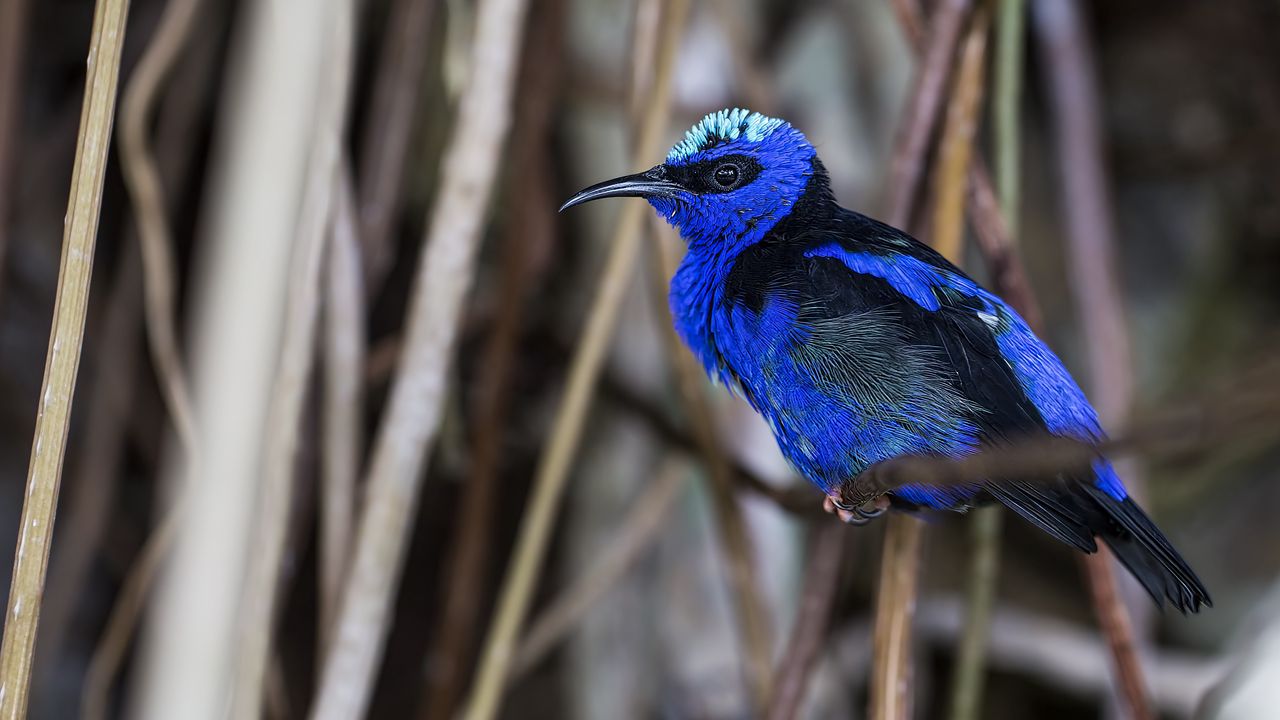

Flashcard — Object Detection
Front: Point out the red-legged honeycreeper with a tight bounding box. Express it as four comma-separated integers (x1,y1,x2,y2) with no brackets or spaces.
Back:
561,109,1209,613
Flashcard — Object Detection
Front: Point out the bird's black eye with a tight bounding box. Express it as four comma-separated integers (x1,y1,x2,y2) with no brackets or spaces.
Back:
713,163,740,188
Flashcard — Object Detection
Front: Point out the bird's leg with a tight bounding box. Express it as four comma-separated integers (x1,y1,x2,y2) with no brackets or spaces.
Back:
824,461,896,525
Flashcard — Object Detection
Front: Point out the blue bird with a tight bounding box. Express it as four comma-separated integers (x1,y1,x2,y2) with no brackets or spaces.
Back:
562,108,1209,613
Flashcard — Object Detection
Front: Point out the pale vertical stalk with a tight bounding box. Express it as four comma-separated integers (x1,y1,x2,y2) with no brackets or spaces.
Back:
232,0,355,714
134,0,335,714
320,165,364,649
309,0,532,716
0,0,130,717
459,3,690,718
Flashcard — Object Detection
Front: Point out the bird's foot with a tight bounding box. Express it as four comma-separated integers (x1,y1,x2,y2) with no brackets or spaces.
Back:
823,492,891,526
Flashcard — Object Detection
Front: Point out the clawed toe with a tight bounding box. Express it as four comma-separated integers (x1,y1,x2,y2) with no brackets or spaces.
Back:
824,493,890,525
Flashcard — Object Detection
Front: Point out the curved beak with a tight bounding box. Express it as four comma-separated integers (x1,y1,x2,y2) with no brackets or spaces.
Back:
559,165,683,212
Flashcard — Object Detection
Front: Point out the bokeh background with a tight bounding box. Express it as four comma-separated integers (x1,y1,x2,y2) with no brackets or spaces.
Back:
0,0,1278,718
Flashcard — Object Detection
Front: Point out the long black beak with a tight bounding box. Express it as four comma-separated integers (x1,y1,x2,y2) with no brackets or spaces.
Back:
559,165,683,212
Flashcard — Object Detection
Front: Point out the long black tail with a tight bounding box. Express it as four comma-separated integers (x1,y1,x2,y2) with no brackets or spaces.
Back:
986,480,1211,614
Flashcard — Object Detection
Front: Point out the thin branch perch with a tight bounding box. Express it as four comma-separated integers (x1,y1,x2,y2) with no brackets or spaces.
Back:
0,0,130,716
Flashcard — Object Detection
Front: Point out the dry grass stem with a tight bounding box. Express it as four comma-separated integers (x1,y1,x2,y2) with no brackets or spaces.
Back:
510,458,687,680
0,0,130,716
460,3,690,718
310,0,532,717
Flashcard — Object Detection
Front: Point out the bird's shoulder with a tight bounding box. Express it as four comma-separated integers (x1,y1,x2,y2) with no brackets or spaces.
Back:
721,206,1048,441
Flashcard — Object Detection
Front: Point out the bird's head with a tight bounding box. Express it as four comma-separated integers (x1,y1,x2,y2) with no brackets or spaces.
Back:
562,108,826,248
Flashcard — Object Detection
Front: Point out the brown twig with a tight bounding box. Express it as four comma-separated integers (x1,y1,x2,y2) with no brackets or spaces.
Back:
1080,545,1152,720
1034,1,1152,716
418,2,563,717
0,0,130,716
765,522,846,720
116,0,203,479
310,0,533,716
509,457,688,681
883,0,974,229
869,514,924,720
357,0,438,292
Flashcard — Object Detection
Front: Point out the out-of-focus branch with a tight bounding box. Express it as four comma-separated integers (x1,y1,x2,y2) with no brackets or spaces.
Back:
831,598,1225,718
709,0,774,111
459,3,689,719
0,0,130,716
418,2,563,717
765,522,846,720
310,0,532,716
0,0,31,302
320,164,364,650
509,457,688,681
931,7,990,266
994,0,1027,239
357,0,438,292
883,0,973,229
1034,1,1152,716
233,0,355,714
117,0,203,481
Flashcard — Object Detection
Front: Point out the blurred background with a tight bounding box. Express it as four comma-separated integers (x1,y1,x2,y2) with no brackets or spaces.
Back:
0,0,1278,718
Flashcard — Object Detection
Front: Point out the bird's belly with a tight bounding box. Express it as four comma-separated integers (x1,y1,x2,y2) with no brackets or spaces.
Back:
709,302,982,496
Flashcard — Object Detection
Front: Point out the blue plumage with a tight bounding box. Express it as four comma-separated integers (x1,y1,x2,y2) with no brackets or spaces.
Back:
562,108,1208,612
